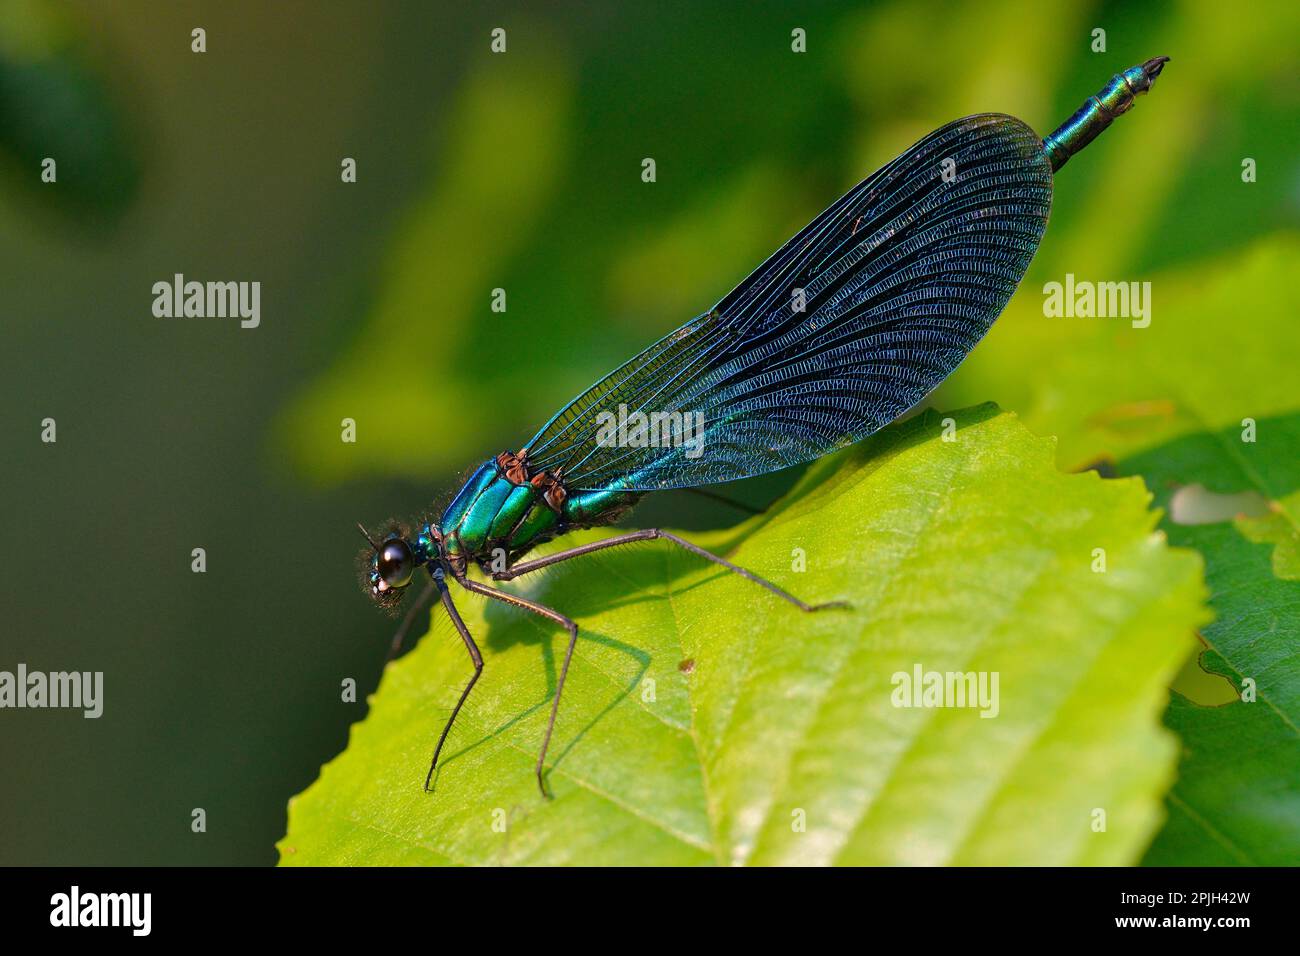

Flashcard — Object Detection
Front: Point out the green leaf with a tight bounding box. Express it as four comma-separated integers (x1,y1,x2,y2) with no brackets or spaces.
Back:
279,406,1206,866
1123,413,1300,865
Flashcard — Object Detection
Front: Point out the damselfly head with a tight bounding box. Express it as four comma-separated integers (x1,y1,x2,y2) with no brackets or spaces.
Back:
357,522,417,612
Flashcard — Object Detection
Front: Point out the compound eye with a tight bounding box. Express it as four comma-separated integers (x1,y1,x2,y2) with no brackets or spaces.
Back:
377,539,414,589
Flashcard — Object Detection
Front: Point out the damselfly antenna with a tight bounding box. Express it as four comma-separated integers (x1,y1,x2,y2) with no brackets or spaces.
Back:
356,522,379,551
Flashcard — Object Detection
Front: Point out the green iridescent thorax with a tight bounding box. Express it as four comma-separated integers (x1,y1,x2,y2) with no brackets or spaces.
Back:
436,457,638,572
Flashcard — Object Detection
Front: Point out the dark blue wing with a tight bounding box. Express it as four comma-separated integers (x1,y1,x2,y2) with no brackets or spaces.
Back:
526,114,1053,491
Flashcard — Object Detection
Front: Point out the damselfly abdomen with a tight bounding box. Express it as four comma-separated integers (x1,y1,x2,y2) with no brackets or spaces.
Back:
360,58,1169,797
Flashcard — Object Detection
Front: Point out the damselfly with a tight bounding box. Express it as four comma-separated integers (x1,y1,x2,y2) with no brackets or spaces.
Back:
359,58,1169,797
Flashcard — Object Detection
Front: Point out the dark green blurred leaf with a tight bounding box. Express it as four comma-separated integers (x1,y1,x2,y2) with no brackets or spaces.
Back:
1124,414,1300,866
0,1,140,219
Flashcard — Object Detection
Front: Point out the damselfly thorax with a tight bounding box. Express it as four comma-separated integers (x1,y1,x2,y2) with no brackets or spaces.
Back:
433,450,639,577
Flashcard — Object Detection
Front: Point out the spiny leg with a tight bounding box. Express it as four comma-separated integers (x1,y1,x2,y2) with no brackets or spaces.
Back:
387,579,436,663
458,577,577,799
494,528,848,612
425,577,484,792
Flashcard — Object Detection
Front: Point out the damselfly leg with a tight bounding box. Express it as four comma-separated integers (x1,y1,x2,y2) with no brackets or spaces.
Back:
460,530,847,797
424,576,483,792
494,528,850,613
420,532,846,799
456,577,577,799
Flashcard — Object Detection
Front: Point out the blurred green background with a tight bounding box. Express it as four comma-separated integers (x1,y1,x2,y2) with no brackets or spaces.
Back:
1,0,1295,865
